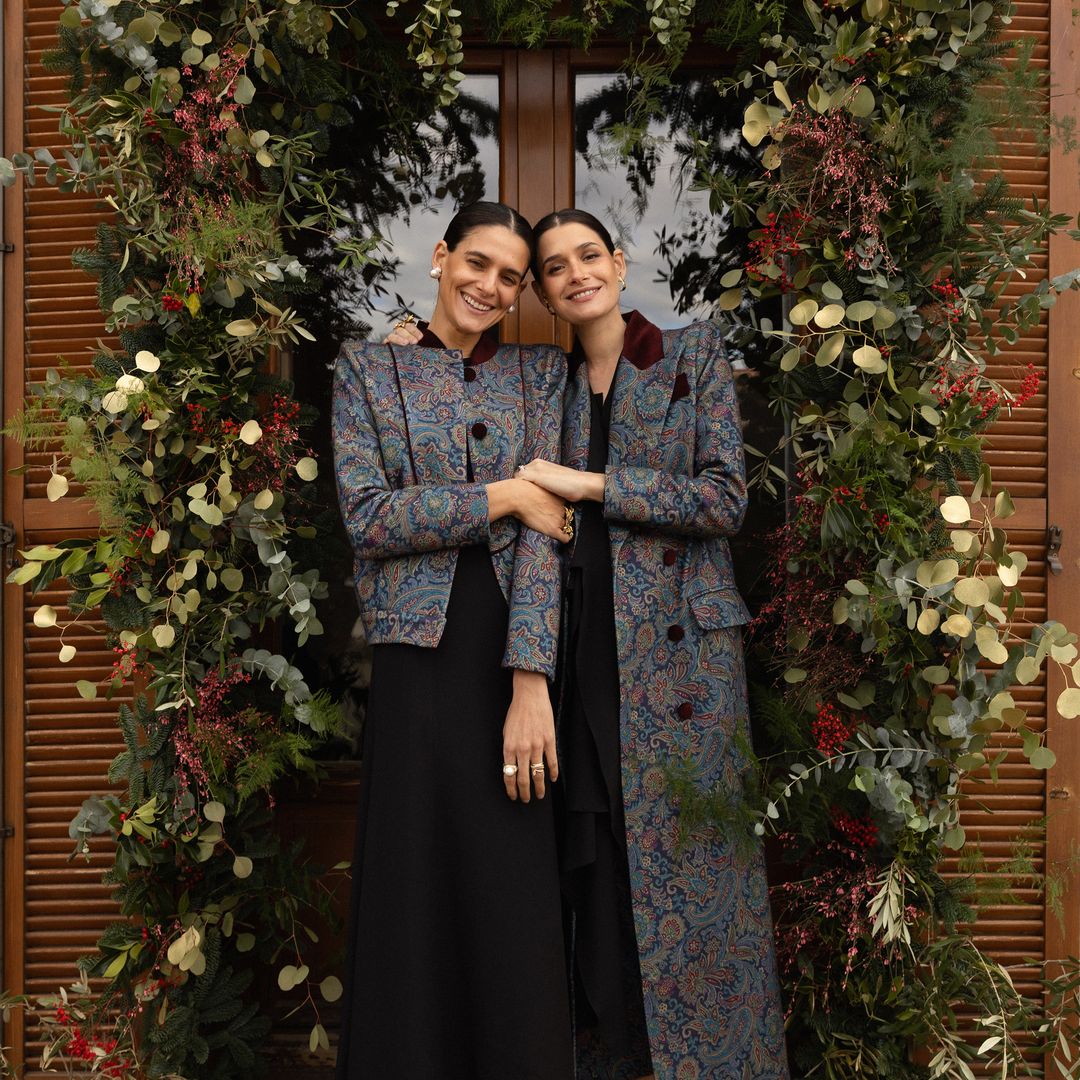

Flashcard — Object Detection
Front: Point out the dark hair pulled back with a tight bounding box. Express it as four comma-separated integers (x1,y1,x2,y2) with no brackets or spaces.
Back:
530,208,616,278
443,201,535,265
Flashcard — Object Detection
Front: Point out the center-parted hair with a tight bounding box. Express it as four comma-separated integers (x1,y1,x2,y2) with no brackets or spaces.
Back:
530,208,616,278
443,201,535,268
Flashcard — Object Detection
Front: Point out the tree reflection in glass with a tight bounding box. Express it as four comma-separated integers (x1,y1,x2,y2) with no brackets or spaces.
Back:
298,76,500,342
575,71,783,607
575,72,757,329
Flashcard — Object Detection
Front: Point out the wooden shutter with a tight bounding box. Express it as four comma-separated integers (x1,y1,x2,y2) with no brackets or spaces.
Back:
954,2,1080,1072
2,0,122,1072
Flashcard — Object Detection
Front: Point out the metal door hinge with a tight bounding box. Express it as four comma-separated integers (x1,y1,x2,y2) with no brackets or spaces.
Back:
0,522,15,569
1048,525,1064,575
0,825,14,839
0,242,13,254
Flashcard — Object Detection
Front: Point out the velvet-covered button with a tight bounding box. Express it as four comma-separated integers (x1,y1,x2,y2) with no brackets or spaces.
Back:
677,702,693,720
667,624,685,642
471,422,488,439
663,549,677,566
463,367,477,383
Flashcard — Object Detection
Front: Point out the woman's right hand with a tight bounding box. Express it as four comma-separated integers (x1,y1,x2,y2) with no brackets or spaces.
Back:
383,321,424,346
511,479,571,543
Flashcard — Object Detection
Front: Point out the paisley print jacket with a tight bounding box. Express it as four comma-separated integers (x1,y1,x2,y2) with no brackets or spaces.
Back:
333,339,565,676
562,312,790,1079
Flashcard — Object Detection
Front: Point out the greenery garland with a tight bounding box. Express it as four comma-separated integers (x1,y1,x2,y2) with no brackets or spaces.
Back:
1,0,1079,1077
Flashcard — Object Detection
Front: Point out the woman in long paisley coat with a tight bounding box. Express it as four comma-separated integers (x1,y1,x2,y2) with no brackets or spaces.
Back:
519,210,790,1080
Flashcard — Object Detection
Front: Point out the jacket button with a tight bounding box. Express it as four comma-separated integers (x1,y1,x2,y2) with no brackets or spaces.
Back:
667,624,684,642
463,367,477,383
663,549,677,566
471,422,488,439
677,702,693,720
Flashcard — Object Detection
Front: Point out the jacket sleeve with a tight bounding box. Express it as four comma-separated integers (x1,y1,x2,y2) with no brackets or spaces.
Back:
502,347,566,677
332,343,491,560
602,321,747,538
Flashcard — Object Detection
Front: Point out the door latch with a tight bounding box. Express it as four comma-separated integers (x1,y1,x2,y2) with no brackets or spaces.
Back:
1047,524,1063,575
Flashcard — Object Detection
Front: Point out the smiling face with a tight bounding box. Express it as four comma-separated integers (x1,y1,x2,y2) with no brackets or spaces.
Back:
532,221,626,327
429,224,529,345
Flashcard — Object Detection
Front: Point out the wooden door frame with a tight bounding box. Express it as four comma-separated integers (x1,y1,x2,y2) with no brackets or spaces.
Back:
2,0,27,1059
1046,0,1080,982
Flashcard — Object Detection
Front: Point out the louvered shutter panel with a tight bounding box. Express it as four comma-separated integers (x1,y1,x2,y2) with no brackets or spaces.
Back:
2,0,122,1073
951,3,1080,1073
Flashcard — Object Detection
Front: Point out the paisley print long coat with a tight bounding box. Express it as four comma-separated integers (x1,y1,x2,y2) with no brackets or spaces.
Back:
333,339,565,676
562,312,789,1079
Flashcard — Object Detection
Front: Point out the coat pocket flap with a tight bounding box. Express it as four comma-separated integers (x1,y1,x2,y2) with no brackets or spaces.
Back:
688,588,751,629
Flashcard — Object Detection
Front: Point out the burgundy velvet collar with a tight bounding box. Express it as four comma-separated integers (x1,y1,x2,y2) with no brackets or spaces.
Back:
567,310,664,377
416,321,500,365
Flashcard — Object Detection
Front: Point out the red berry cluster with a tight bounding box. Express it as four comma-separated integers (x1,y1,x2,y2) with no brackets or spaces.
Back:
930,276,964,324
745,209,810,292
832,807,879,848
1014,362,1041,406
161,293,185,313
812,702,858,757
51,1006,133,1078
931,362,1039,420
111,641,148,686
874,511,890,533
831,484,869,510
108,559,135,595
233,394,311,495
185,401,211,437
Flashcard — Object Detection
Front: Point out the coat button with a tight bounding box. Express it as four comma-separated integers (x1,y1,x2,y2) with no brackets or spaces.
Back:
471,422,488,439
667,624,684,642
677,702,693,720
463,367,477,383
663,549,677,566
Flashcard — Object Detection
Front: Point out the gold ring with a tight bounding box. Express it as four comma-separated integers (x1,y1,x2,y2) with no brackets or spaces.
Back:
502,764,518,777
561,505,575,539
530,762,545,773
393,314,416,330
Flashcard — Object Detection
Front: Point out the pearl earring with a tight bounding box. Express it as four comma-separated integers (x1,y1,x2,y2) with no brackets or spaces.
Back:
507,304,516,314
429,267,442,279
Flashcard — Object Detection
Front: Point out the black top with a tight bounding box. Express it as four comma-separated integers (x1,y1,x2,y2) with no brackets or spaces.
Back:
563,390,623,844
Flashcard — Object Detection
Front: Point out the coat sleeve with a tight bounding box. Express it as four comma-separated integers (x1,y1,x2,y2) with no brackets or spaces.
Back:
332,342,491,560
602,321,748,538
502,347,566,677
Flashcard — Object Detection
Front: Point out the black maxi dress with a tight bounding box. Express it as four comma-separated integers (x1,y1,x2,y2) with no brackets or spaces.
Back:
336,332,572,1080
560,390,654,1078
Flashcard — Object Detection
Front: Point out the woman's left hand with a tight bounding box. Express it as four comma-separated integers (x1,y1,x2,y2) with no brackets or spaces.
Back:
517,459,603,504
502,670,559,803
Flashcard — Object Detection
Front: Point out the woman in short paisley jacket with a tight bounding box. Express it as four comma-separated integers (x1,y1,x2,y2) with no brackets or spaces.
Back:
331,203,573,1079
518,210,790,1080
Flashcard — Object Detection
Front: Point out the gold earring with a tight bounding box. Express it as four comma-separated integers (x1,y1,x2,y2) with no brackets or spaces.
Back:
617,275,626,291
